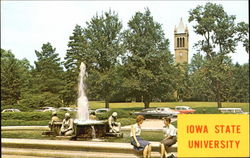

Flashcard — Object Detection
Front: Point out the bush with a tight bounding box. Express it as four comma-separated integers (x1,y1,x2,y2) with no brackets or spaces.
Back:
20,92,63,109
96,113,109,120
118,118,135,126
96,109,135,120
194,107,222,114
1,111,74,121
1,104,30,112
1,120,50,126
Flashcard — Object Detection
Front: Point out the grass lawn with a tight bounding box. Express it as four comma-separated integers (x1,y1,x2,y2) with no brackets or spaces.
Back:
1,130,53,140
87,101,249,112
1,130,163,143
2,101,248,126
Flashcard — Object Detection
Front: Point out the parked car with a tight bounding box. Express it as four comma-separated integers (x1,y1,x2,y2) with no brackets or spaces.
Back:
95,108,110,114
156,107,180,117
57,107,75,112
134,107,179,118
133,108,157,117
218,108,248,114
175,106,196,114
89,109,95,115
36,107,57,112
2,109,21,113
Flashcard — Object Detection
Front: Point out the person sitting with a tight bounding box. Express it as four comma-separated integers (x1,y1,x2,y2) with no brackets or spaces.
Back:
108,112,121,133
44,111,61,136
50,111,61,123
130,115,151,158
89,111,97,120
60,112,74,136
49,111,61,130
160,117,177,158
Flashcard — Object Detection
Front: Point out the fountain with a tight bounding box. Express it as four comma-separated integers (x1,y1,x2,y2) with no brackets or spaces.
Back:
73,62,109,139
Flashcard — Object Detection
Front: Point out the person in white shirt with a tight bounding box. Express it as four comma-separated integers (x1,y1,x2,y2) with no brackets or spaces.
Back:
130,115,152,158
160,117,177,158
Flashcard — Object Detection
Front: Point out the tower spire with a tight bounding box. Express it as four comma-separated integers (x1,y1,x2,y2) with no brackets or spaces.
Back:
174,18,189,64
176,18,185,34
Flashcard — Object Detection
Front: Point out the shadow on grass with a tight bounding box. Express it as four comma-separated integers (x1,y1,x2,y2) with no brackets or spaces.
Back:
194,107,222,114
118,107,144,111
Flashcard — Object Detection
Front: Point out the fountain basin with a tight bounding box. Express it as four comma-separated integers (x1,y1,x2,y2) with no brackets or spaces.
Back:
73,120,109,139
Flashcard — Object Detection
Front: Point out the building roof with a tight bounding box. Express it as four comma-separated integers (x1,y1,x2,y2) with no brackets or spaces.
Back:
175,18,187,34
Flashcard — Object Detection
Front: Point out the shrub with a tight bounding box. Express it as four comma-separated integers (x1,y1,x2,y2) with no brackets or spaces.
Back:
1,111,73,121
1,104,30,112
194,107,222,114
1,120,50,126
118,118,135,126
96,109,135,120
96,113,109,120
20,92,63,109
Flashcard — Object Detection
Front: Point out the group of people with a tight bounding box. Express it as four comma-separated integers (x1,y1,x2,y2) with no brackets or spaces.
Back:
130,115,177,158
49,112,177,158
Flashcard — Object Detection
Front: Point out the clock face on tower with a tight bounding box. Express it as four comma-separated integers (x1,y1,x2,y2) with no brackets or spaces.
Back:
179,52,183,57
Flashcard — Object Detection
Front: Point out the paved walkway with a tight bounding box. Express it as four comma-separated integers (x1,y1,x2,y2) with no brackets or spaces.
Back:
2,155,48,158
2,138,177,157
122,118,177,131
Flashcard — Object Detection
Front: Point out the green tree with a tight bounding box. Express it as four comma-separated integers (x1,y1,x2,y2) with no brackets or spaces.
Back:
228,63,249,102
83,10,124,108
21,43,65,108
189,52,211,101
236,22,249,53
63,25,89,105
34,43,64,94
123,8,175,108
189,2,241,108
174,63,192,101
1,49,21,105
1,49,32,106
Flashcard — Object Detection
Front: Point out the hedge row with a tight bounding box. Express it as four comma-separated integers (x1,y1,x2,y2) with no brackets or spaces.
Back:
1,118,135,127
1,109,135,121
1,120,50,126
1,112,70,121
96,109,136,120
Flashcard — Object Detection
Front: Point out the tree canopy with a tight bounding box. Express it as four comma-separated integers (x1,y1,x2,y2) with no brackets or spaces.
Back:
122,8,175,108
1,4,248,111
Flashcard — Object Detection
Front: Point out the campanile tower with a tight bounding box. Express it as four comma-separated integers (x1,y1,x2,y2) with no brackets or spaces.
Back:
174,18,189,64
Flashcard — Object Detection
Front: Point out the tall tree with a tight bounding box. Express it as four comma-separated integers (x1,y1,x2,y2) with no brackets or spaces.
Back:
189,2,241,108
174,63,192,101
83,10,124,108
24,42,65,108
228,63,249,102
189,52,211,101
1,49,21,105
236,22,249,53
123,8,175,108
1,49,32,106
63,25,88,105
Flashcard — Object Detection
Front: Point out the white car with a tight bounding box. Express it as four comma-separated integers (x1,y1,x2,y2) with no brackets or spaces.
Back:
95,108,110,114
2,109,21,113
36,107,57,112
58,107,75,112
218,108,248,114
156,107,180,117
134,107,179,118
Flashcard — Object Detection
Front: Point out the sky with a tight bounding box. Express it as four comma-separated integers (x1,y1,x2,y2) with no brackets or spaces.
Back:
1,1,249,66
